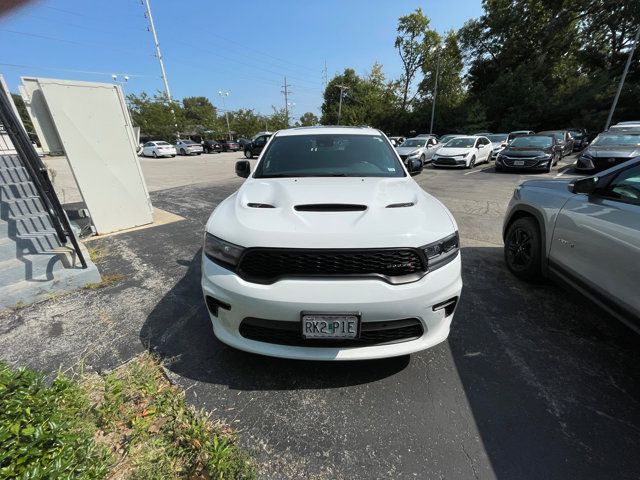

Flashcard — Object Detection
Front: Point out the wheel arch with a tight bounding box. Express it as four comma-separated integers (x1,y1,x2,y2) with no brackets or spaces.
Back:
503,205,550,274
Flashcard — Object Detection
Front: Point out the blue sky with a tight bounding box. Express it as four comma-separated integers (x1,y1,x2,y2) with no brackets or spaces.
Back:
0,0,483,119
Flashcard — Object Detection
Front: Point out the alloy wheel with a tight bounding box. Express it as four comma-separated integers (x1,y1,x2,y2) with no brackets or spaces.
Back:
506,227,532,268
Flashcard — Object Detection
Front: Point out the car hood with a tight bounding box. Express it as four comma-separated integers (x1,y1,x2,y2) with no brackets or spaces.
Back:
584,145,640,158
206,177,457,249
396,146,422,155
501,146,552,157
520,179,572,192
434,147,472,156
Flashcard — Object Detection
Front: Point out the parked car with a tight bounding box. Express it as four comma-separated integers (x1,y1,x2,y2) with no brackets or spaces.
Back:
395,136,438,165
237,137,251,150
436,134,463,146
388,136,405,147
218,139,241,152
432,135,493,168
495,134,560,172
175,139,203,156
472,132,492,136
203,139,224,153
141,141,176,158
201,126,460,360
244,133,273,158
507,130,535,143
502,158,640,329
609,122,640,131
537,130,574,157
567,128,589,151
575,131,640,172
486,133,509,158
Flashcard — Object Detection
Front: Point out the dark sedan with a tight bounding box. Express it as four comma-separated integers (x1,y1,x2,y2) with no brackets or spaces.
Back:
218,140,241,152
575,131,640,172
567,128,588,151
495,135,561,173
538,130,574,157
203,140,224,153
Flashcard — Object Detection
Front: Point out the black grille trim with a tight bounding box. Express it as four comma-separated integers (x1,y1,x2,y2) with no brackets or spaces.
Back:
236,247,427,285
239,317,424,347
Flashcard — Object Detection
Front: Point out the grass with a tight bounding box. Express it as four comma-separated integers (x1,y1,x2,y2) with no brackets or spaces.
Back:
84,273,125,290
86,245,111,265
0,354,254,479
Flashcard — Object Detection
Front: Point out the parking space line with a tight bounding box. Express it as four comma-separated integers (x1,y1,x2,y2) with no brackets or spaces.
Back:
463,166,494,175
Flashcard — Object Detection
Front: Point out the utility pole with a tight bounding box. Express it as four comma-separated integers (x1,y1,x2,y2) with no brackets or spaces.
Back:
323,60,328,90
142,0,178,138
336,84,349,125
429,47,442,135
218,91,232,140
281,77,292,128
143,0,172,103
604,25,640,131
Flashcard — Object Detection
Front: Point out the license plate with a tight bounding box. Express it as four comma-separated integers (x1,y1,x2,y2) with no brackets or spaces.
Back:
514,160,525,166
301,312,359,339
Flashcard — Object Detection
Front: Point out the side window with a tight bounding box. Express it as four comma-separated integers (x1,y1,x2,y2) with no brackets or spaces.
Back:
255,136,266,146
427,138,435,146
600,165,640,205
144,142,152,147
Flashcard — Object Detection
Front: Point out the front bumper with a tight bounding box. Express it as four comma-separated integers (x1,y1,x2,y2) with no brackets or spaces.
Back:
432,157,467,167
495,155,551,170
201,253,462,360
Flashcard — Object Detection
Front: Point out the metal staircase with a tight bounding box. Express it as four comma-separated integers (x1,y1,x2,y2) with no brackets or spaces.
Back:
0,86,100,309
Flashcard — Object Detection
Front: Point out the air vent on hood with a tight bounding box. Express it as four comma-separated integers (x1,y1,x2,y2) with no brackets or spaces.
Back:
294,204,367,212
247,203,275,208
386,202,415,208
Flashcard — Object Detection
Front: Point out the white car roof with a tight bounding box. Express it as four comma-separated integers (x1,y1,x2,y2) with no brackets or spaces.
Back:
275,126,382,137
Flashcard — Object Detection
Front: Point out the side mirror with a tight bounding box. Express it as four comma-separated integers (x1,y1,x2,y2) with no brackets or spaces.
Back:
235,160,251,178
569,177,597,195
408,158,423,176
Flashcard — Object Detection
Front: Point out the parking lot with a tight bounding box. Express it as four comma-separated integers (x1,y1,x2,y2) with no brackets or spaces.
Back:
3,151,640,479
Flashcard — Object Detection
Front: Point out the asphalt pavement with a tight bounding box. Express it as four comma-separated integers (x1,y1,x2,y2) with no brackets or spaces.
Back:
2,152,640,479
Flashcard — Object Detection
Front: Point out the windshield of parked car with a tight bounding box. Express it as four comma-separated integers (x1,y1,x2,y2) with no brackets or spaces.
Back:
509,136,553,148
487,134,507,143
156,141,171,146
568,130,583,138
253,134,405,178
444,138,476,148
438,135,459,144
182,140,197,145
591,133,640,146
540,131,564,140
401,139,426,148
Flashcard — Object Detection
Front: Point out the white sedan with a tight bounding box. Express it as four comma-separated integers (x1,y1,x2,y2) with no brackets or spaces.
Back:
432,136,493,168
175,139,204,156
201,126,462,360
141,141,176,158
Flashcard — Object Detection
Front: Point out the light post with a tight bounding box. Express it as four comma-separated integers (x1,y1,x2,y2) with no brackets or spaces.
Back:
218,90,232,140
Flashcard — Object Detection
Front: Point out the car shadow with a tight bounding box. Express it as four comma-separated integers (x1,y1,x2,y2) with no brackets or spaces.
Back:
139,249,410,391
449,246,640,479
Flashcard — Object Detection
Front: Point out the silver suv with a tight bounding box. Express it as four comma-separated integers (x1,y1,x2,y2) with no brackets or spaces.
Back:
502,158,640,329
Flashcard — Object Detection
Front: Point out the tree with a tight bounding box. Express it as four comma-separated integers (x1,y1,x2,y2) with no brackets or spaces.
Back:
394,8,439,113
11,93,34,135
297,112,319,127
181,96,216,132
127,92,184,142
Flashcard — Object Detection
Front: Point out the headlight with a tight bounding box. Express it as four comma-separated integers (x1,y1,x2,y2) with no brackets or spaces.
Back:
422,232,459,271
407,151,420,158
204,233,245,267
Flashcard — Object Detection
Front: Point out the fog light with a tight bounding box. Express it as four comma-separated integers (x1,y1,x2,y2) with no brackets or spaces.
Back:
433,297,458,317
205,295,231,317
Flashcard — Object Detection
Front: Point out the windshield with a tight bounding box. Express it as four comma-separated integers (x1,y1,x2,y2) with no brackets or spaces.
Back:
439,135,460,144
183,140,197,145
540,131,564,140
510,136,553,148
253,134,405,178
444,138,476,149
568,130,583,138
487,134,507,142
401,139,426,148
156,141,170,146
591,134,640,146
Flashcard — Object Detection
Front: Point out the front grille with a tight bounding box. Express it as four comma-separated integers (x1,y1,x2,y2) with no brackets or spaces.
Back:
399,154,408,161
239,317,424,347
433,157,460,165
237,248,426,284
501,156,541,167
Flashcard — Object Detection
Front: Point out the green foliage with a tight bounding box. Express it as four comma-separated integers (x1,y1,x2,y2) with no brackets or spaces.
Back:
297,112,319,127
127,92,184,142
181,96,217,134
0,355,254,480
11,93,34,137
0,363,109,479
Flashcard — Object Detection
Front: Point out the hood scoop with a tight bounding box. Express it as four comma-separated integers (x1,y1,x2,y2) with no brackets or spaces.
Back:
247,203,275,208
294,204,367,212
386,202,415,208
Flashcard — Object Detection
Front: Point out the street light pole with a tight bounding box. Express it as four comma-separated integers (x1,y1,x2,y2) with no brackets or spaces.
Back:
604,25,640,131
336,84,349,125
218,91,232,140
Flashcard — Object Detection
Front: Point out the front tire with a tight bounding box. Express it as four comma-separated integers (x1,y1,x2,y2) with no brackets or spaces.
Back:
504,217,543,281
468,156,476,169
420,154,425,166
180,148,186,156
152,151,157,158
245,150,253,159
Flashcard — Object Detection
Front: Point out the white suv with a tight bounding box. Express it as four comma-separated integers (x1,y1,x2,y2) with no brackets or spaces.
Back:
201,126,462,360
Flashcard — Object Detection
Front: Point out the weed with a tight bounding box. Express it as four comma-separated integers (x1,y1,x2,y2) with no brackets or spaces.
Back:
12,300,27,310
86,244,111,265
84,273,125,290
